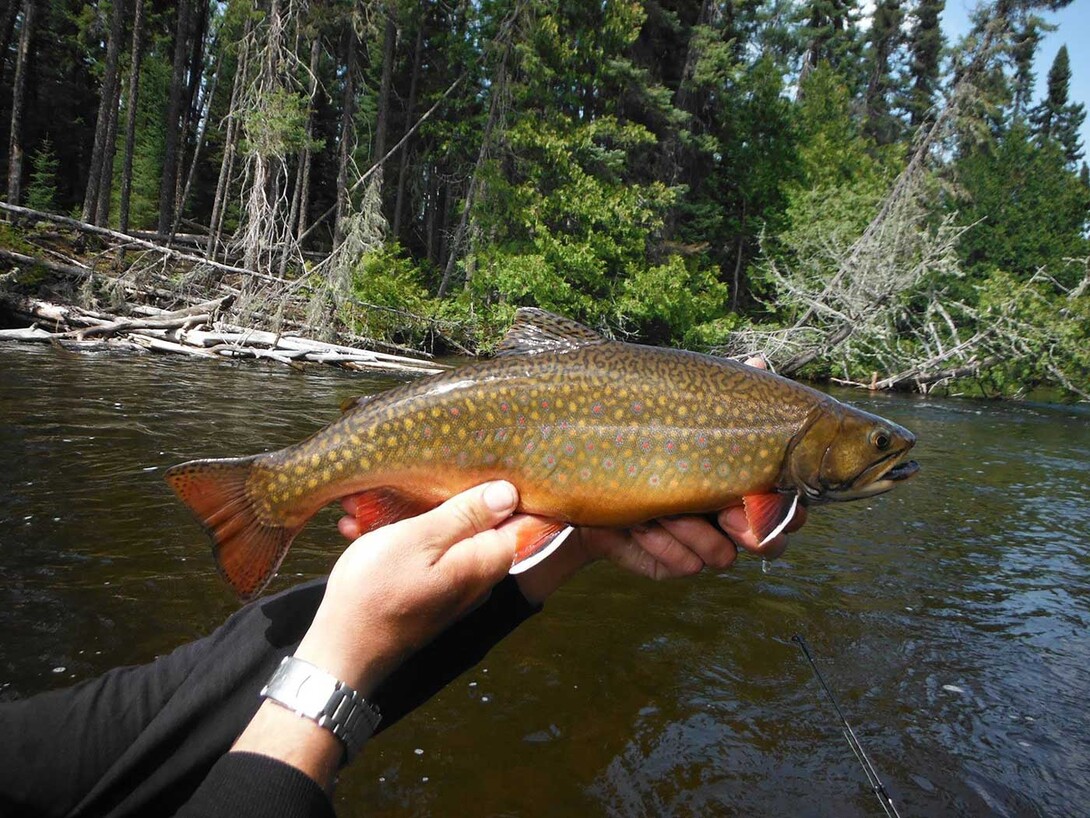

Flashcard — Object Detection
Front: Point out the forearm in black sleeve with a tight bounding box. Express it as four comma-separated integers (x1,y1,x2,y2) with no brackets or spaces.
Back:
0,576,540,818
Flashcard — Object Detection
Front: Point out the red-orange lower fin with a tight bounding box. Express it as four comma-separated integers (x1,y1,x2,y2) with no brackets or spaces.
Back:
507,517,574,574
743,492,799,546
166,457,300,602
351,487,436,535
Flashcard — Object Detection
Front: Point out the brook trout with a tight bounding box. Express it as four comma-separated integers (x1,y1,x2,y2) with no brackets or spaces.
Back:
167,309,918,600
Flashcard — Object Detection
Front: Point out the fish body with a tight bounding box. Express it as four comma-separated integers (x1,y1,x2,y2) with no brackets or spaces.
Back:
167,309,918,599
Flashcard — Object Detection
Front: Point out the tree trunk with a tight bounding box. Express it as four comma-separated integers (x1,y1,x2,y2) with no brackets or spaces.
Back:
5,0,34,207
94,72,123,225
0,0,20,94
119,0,145,234
175,1,208,221
333,25,357,248
207,17,251,259
393,20,423,238
157,0,192,237
172,67,218,240
81,0,127,224
437,61,506,297
373,6,397,164
290,36,320,241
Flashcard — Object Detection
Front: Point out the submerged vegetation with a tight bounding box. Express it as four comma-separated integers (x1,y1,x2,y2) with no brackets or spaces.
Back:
0,0,1087,398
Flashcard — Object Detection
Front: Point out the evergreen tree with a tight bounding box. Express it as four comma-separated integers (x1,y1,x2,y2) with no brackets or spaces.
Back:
799,0,862,88
906,0,943,127
1009,20,1042,119
1031,45,1085,164
956,121,1089,287
863,0,904,144
26,138,59,212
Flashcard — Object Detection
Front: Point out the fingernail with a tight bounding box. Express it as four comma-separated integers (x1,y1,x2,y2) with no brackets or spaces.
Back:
483,481,517,512
631,523,651,534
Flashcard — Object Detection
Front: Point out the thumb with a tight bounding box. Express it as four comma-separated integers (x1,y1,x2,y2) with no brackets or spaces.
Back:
390,481,520,556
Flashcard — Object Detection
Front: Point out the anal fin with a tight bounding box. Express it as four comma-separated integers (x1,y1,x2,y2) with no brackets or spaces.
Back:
743,492,799,547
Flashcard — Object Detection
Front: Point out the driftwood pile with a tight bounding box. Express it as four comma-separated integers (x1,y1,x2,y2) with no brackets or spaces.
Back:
0,293,446,376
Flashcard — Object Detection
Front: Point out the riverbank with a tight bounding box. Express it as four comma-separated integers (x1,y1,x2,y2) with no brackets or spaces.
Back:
0,206,446,377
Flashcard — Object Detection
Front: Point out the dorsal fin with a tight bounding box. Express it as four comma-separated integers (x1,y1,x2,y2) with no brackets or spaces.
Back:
494,308,606,357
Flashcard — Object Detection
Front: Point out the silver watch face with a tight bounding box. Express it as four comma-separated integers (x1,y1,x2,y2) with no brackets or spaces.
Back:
267,658,339,719
293,673,340,719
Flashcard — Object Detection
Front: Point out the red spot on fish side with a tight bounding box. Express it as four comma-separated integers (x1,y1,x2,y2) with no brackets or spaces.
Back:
450,407,460,416
696,434,708,448
649,474,660,487
585,441,595,452
580,467,592,481
632,401,644,414
564,442,576,455
677,459,690,472
701,458,713,472
517,415,527,427
602,457,615,470
639,439,652,452
666,441,676,453
545,454,556,467
591,402,604,415
541,399,550,409
499,402,510,412
494,429,508,442
524,440,536,453
627,463,639,476
615,432,626,445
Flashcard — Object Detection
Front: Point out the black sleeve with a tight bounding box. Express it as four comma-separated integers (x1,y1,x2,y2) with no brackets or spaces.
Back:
173,754,334,818
0,576,540,818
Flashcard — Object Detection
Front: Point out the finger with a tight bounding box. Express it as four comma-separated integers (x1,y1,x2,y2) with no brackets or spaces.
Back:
658,516,738,570
629,522,704,578
387,481,520,556
718,505,790,559
441,513,528,587
337,514,361,541
785,504,808,533
744,355,768,370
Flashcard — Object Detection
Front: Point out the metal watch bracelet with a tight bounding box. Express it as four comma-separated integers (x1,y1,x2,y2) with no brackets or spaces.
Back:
260,655,382,764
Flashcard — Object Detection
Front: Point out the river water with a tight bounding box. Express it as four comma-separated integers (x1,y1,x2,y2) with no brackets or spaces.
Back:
1,343,1088,817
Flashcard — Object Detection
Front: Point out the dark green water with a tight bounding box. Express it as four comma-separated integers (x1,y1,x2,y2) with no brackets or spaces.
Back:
1,343,1088,817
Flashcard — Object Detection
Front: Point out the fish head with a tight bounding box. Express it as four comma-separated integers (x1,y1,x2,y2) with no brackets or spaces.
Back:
788,403,919,502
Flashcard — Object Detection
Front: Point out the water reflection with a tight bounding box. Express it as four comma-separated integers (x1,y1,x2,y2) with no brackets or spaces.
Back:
1,344,1088,816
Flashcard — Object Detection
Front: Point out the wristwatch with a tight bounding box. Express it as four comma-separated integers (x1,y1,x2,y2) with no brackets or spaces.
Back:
261,656,382,764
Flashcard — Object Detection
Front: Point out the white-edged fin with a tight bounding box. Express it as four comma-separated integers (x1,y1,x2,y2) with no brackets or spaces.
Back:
508,525,575,574
494,308,607,357
757,493,798,547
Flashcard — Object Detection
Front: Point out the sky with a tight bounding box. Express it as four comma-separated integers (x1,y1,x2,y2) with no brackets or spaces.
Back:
941,0,1090,154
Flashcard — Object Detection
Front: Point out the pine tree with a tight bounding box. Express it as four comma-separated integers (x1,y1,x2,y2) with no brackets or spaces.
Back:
1010,20,1042,119
1031,45,1085,164
906,0,943,127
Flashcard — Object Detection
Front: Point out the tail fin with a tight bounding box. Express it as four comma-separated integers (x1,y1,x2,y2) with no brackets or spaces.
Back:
165,457,299,601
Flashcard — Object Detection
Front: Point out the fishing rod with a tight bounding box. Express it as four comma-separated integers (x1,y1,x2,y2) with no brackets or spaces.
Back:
792,634,902,818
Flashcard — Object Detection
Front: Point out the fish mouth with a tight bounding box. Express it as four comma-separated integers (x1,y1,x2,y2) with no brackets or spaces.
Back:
826,448,920,501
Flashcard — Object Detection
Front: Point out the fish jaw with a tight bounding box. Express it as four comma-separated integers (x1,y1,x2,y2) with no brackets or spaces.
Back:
821,448,920,501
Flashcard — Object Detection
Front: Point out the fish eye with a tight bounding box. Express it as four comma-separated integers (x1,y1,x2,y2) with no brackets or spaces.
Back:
871,429,892,451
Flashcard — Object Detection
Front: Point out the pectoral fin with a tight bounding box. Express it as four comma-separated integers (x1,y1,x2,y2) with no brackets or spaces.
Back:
351,487,436,535
743,492,799,547
507,517,575,574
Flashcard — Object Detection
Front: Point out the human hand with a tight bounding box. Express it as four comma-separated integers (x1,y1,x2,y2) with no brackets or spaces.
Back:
296,481,522,695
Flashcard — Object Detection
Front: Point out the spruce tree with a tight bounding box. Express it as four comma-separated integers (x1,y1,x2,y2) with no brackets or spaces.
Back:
906,0,943,127
1031,45,1085,164
863,0,904,144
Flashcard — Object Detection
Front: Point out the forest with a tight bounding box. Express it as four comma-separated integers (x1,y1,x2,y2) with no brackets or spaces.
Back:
0,0,1087,398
